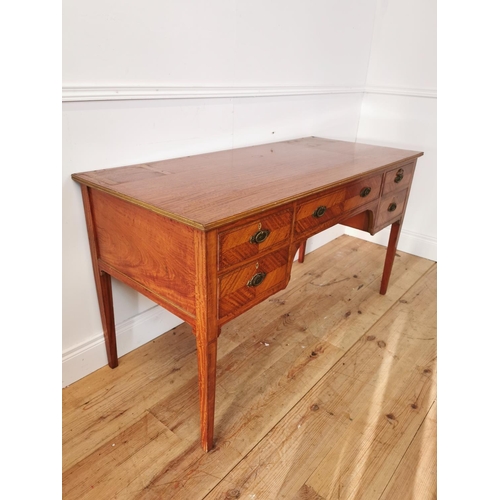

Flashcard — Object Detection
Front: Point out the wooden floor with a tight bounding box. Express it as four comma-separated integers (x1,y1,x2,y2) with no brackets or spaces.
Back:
62,235,437,500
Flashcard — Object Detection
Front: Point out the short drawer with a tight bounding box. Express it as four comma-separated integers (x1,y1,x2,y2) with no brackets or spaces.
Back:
382,162,415,196
294,188,345,236
376,189,408,228
218,208,293,270
218,247,289,319
343,174,383,213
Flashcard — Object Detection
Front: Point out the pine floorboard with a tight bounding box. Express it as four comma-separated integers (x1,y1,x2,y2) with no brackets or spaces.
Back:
62,235,437,500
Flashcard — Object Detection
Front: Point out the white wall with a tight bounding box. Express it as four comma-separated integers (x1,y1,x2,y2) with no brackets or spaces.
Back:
63,0,376,88
346,0,437,260
62,0,379,386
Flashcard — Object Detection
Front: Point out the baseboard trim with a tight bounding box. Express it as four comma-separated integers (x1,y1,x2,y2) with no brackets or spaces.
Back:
62,306,183,388
343,226,437,262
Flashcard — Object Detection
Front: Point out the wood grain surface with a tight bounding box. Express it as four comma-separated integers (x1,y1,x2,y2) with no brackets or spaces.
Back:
375,189,409,229
72,137,423,229
343,173,382,212
382,161,415,196
218,246,290,319
218,207,293,270
80,185,118,368
193,229,220,452
91,188,197,316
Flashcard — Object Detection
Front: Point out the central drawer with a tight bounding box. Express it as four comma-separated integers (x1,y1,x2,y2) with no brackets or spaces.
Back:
218,247,289,320
344,174,382,212
294,188,345,236
294,174,382,236
218,208,293,270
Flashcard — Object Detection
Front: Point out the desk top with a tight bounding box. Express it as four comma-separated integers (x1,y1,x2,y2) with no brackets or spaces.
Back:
72,137,423,230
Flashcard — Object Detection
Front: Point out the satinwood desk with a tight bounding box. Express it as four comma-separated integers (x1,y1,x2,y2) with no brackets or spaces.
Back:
72,137,423,452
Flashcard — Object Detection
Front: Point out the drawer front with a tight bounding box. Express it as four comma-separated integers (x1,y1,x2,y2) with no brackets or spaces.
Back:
376,189,408,228
343,174,383,213
218,208,293,270
382,162,415,196
218,247,289,319
294,188,345,236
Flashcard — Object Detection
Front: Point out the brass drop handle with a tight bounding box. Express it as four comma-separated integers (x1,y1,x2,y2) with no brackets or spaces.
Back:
394,169,404,183
247,271,267,287
250,229,270,244
360,187,371,198
313,205,327,218
388,203,397,212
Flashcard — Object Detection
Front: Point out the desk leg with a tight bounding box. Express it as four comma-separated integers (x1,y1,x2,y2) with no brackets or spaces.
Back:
195,330,218,452
81,186,118,368
380,221,401,295
95,271,118,368
194,229,218,452
298,240,307,263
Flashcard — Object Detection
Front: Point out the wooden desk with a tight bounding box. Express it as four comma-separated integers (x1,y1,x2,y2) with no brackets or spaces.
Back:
72,137,423,452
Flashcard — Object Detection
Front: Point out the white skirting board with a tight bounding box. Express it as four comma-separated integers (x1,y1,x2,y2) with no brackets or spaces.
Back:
62,226,434,388
343,226,437,262
62,306,183,388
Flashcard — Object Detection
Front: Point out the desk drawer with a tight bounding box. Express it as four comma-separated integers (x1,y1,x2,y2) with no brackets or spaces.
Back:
376,189,408,228
343,174,383,212
294,188,345,236
218,208,293,270
382,162,415,195
218,247,289,319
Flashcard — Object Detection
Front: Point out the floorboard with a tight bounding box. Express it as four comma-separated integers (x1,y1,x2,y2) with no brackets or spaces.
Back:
62,235,437,500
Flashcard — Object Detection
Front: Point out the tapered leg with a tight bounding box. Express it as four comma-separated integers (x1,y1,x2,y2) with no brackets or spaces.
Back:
81,186,118,368
298,240,307,263
194,228,219,451
96,271,118,367
195,331,218,452
380,221,402,295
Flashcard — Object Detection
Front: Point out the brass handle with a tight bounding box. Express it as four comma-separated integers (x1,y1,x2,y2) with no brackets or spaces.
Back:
388,203,397,212
360,187,372,198
313,205,327,218
250,229,270,244
394,169,404,183
247,271,267,287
